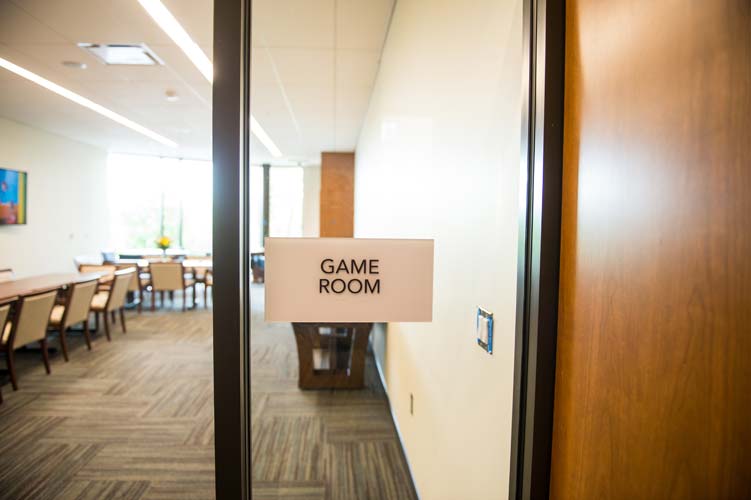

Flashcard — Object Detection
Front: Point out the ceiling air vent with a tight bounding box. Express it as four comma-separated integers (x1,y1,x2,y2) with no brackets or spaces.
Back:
78,43,164,66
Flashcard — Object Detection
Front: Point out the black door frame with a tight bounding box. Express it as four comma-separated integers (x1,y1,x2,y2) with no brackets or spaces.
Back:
212,0,567,497
212,0,252,497
508,0,566,499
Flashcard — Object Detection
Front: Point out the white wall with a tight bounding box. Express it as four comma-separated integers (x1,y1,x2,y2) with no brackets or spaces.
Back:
354,1,522,498
302,165,321,237
0,117,108,277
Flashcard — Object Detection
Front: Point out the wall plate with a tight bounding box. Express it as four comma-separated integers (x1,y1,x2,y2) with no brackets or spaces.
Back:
476,307,493,354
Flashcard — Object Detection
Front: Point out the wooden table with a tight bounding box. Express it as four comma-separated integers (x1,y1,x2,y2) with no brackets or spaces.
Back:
0,273,103,303
113,259,212,271
182,259,212,270
291,323,373,389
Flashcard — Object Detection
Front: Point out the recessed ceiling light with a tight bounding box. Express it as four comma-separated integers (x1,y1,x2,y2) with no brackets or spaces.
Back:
0,56,177,148
138,0,283,158
78,43,164,66
165,89,179,102
61,60,87,70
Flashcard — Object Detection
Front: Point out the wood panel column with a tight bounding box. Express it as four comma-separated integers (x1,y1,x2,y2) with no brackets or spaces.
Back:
550,1,751,498
319,152,354,237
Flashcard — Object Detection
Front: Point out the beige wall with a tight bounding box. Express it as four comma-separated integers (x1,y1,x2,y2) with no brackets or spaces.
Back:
0,117,108,277
302,165,320,237
354,0,523,498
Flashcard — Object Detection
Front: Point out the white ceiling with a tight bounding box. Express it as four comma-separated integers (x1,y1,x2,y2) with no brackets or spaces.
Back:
0,0,394,164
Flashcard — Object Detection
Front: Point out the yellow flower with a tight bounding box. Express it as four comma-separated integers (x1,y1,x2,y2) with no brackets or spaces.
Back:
157,236,172,249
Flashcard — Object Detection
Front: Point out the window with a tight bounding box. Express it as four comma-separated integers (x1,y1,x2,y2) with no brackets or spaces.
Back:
249,165,304,250
107,153,212,253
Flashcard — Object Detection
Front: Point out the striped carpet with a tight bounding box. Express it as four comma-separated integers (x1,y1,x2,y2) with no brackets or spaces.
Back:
0,297,214,499
0,285,416,499
250,284,417,500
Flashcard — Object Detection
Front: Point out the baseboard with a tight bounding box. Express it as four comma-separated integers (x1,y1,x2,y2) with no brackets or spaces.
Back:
373,346,422,500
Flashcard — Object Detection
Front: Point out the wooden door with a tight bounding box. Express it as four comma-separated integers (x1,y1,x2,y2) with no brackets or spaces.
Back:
551,1,751,498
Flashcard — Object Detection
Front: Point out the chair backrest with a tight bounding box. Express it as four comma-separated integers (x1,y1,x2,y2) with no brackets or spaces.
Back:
0,268,14,283
74,255,103,267
78,264,117,280
62,279,98,329
149,262,184,291
11,290,57,347
117,264,141,291
106,269,134,311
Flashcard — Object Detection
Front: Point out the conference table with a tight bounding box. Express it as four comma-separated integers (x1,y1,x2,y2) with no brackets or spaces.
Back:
0,272,104,305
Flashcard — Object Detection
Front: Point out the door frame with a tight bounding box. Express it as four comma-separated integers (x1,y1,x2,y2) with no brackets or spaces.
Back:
212,0,252,497
508,0,566,499
212,0,568,497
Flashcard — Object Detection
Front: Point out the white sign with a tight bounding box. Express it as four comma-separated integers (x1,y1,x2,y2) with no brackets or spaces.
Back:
264,237,434,322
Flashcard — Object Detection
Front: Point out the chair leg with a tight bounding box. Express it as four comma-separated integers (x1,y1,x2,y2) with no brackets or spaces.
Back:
204,283,208,308
83,320,92,350
58,327,69,362
182,288,186,311
137,291,142,313
151,290,156,312
120,308,127,333
160,291,165,309
7,348,18,391
40,338,51,374
111,310,117,324
103,312,111,341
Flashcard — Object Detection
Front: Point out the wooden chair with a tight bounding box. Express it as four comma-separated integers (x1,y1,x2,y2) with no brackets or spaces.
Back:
191,263,212,308
89,268,133,341
149,262,195,311
78,264,117,291
116,263,145,313
0,269,14,283
1,290,58,390
48,278,98,361
0,303,9,403
204,270,213,308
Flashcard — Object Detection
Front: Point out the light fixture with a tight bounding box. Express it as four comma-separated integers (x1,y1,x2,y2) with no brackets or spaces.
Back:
0,56,178,148
165,89,180,102
137,0,212,81
78,43,164,66
61,60,87,69
138,0,283,158
250,116,282,158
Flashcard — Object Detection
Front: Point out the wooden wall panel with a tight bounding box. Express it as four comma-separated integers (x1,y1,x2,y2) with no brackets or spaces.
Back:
551,1,751,498
320,152,354,237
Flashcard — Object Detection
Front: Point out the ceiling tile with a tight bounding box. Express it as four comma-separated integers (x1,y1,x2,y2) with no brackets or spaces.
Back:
252,0,335,49
337,0,394,50
0,0,68,44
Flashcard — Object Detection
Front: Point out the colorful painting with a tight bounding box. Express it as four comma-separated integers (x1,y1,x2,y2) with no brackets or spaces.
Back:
0,168,27,225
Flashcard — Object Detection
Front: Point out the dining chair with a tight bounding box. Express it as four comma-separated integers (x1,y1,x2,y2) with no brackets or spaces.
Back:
78,264,117,291
0,303,9,403
48,278,98,361
149,262,195,311
204,269,213,308
191,262,212,308
0,268,14,283
1,290,58,390
89,268,134,341
116,263,146,313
